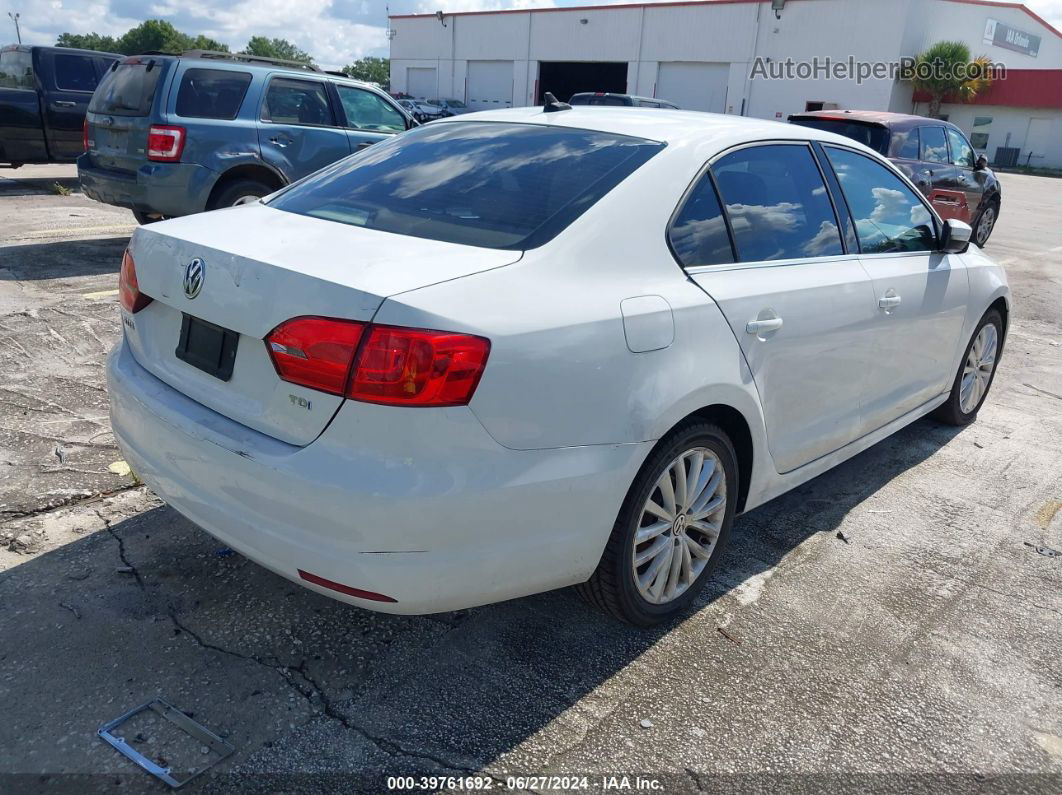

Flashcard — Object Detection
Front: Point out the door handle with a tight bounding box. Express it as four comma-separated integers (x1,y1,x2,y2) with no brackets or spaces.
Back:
269,135,290,147
355,141,375,150
52,100,76,108
879,293,902,310
746,317,783,335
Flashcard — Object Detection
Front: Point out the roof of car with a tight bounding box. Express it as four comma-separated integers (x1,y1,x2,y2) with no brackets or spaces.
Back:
791,109,956,130
435,106,872,151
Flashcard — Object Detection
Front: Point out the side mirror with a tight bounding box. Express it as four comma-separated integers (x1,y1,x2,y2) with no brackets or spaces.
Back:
940,218,973,254
975,154,988,171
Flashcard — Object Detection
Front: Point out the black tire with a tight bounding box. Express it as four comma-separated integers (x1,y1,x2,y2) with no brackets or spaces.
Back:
972,198,999,248
209,178,271,210
133,210,166,224
932,309,1003,426
576,419,738,627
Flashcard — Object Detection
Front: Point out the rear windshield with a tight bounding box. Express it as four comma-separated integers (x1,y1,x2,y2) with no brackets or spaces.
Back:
789,118,888,154
176,68,252,120
89,61,164,116
268,122,664,250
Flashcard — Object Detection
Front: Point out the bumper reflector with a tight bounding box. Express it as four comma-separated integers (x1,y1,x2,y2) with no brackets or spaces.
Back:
297,569,398,603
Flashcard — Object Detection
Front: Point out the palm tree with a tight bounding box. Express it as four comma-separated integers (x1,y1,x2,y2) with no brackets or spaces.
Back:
910,41,995,118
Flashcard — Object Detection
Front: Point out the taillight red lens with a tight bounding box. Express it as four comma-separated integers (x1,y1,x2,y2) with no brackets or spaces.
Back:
264,318,490,407
348,325,490,407
147,125,185,162
119,249,152,313
266,317,366,395
82,119,89,151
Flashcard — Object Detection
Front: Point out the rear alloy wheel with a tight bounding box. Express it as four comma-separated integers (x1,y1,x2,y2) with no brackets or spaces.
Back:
933,309,1003,425
210,178,272,210
973,201,998,248
577,420,737,626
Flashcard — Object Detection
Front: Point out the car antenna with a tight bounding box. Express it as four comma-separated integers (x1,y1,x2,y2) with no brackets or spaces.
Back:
543,92,571,113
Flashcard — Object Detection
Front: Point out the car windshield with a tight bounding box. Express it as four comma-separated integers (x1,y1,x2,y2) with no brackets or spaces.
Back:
268,121,664,250
789,118,888,154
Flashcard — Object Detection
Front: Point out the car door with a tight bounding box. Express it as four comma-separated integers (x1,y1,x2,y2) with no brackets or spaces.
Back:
0,48,48,163
677,142,880,473
946,127,985,222
39,49,100,160
257,75,351,181
332,83,408,154
918,125,967,223
821,144,969,433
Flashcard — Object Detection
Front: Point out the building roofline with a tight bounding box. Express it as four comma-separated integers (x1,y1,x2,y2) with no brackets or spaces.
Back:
390,0,1062,39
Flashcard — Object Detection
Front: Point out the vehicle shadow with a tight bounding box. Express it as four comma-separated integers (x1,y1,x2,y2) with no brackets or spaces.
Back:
0,175,82,196
0,416,964,790
0,237,128,279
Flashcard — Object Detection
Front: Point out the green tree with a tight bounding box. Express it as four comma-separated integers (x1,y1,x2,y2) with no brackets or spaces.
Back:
55,32,120,53
243,36,312,65
342,57,389,88
909,40,994,118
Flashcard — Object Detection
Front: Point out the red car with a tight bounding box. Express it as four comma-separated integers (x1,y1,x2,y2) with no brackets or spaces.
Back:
790,110,1001,247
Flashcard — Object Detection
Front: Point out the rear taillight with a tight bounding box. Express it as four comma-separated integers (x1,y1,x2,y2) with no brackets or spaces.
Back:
119,249,152,313
82,119,89,151
265,317,490,407
147,125,185,162
266,316,365,395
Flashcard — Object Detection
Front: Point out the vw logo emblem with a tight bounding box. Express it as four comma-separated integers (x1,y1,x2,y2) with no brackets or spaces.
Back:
183,258,204,299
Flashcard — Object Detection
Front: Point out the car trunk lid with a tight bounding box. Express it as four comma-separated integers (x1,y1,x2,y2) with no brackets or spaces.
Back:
123,203,521,445
87,58,167,174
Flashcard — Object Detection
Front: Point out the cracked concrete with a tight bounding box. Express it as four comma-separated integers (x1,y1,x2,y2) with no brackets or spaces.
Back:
0,165,1060,792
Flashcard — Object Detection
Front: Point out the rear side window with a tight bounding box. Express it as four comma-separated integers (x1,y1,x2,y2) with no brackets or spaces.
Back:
89,62,163,116
269,122,664,250
825,146,936,254
176,69,251,120
789,118,888,154
669,174,734,267
262,78,335,126
0,49,34,89
893,128,920,159
713,144,843,262
919,126,949,164
54,54,99,92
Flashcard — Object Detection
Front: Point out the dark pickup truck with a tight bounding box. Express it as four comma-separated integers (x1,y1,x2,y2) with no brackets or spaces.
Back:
0,44,119,167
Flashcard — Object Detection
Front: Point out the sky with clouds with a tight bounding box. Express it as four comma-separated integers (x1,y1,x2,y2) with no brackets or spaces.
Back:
2,0,1061,70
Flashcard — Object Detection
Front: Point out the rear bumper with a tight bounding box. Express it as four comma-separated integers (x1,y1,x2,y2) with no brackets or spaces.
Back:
77,154,214,217
107,338,649,614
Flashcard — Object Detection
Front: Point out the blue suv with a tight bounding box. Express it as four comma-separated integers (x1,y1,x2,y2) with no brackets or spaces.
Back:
78,51,415,223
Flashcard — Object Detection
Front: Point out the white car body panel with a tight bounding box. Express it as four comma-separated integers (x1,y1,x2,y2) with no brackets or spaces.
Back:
108,107,1010,613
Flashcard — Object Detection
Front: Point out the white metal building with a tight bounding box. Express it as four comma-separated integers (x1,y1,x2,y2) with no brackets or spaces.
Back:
389,0,1062,168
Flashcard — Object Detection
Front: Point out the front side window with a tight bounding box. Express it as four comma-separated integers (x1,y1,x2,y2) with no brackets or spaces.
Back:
269,122,663,250
0,49,33,89
825,146,936,254
669,173,735,268
946,128,976,168
54,54,98,92
176,69,251,120
712,144,843,262
335,85,405,132
919,126,949,164
262,78,335,126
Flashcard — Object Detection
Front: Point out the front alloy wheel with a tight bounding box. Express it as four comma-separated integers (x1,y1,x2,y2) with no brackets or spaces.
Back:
577,420,737,626
974,203,997,247
933,309,1003,425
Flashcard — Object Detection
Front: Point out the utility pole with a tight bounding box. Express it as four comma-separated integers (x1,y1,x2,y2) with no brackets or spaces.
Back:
8,12,21,45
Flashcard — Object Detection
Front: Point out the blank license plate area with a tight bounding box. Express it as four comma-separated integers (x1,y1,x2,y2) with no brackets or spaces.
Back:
175,314,239,381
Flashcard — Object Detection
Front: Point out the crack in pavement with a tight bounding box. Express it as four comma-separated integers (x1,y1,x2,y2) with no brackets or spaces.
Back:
102,519,512,786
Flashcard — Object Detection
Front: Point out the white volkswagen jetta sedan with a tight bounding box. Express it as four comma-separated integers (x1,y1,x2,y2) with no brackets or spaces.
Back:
108,106,1008,626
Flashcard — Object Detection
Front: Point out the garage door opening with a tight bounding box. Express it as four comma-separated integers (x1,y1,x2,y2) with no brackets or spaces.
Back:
537,62,627,104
